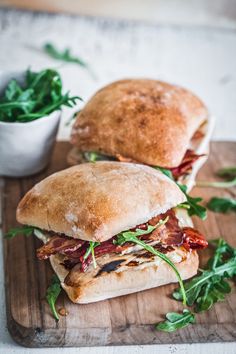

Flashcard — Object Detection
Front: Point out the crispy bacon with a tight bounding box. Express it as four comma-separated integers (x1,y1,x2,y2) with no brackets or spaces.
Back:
182,227,208,251
36,210,207,272
145,210,183,246
37,235,85,260
116,149,204,180
169,149,205,179
61,238,119,270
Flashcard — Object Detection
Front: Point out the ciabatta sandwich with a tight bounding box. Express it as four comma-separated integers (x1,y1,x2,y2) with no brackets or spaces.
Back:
69,79,214,190
16,162,207,304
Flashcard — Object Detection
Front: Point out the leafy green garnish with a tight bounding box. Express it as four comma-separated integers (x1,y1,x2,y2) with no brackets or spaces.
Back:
46,274,61,321
0,69,81,123
115,217,187,305
196,177,236,188
83,151,116,162
84,241,100,268
156,309,195,332
43,43,95,79
173,239,236,312
196,165,236,188
207,197,236,213
154,167,207,220
5,225,36,239
217,166,236,178
85,152,100,163
43,43,88,67
178,184,207,220
154,166,174,180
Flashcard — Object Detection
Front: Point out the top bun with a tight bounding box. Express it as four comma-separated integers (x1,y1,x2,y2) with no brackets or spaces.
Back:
16,162,186,242
71,79,208,168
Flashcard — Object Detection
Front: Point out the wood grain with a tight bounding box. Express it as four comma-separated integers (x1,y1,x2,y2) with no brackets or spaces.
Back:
2,142,236,347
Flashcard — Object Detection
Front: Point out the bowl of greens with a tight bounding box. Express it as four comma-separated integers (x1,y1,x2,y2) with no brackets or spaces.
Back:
0,68,80,177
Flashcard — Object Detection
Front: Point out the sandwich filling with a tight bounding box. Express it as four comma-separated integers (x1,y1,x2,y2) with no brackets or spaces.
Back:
81,149,204,181
36,208,208,276
76,121,208,181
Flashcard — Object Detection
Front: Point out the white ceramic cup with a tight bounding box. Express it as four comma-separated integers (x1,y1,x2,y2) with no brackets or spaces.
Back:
0,71,61,177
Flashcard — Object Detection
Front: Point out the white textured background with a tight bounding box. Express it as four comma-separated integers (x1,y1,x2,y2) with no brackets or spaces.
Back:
0,9,236,141
0,6,236,354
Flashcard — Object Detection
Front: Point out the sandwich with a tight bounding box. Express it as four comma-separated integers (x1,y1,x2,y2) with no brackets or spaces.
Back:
16,162,208,304
69,79,214,190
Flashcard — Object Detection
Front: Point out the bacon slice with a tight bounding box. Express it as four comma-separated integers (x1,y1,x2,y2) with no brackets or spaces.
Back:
169,149,205,179
62,239,119,271
116,149,204,180
139,210,183,246
182,227,208,250
37,235,85,260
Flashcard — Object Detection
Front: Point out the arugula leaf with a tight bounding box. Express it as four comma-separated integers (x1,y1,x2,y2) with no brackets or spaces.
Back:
46,274,61,321
115,217,187,305
153,166,174,180
0,69,81,123
43,43,87,67
173,239,236,312
43,44,96,80
5,225,36,239
196,177,236,188
207,197,236,213
90,241,99,268
178,184,207,220
83,151,116,163
85,152,100,163
84,241,100,268
154,167,207,220
217,166,236,178
156,309,195,332
207,239,236,269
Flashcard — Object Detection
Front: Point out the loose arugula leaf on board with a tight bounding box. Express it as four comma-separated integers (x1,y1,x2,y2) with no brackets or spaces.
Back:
196,178,236,188
156,309,195,332
46,274,62,321
217,166,236,179
207,197,236,213
207,239,236,269
0,69,81,123
5,226,36,239
173,239,236,312
115,217,187,305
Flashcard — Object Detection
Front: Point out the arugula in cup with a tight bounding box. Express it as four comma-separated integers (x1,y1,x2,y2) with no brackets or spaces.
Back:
0,68,82,123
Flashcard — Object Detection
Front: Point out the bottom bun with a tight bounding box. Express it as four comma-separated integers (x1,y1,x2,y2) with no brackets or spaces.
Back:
50,250,199,304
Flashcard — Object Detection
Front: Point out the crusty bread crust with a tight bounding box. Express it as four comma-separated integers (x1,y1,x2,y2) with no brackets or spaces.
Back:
71,79,208,167
68,116,215,192
50,249,198,304
16,162,186,242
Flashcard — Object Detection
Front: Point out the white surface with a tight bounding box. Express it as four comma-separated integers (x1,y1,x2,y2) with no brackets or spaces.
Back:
1,0,236,29
0,7,236,354
0,10,236,141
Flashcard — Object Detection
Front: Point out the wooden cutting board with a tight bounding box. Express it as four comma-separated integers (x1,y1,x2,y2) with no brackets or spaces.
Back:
2,142,236,347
